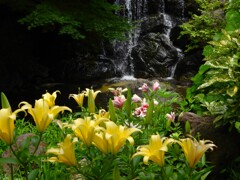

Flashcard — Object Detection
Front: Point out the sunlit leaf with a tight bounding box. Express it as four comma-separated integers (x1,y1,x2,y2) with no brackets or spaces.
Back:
227,86,238,97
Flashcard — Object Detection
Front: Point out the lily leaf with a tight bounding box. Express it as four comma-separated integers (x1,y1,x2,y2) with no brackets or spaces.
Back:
124,89,132,118
88,90,95,113
1,92,11,109
113,165,121,180
109,99,117,122
145,100,154,125
185,120,191,134
28,169,39,180
0,157,19,164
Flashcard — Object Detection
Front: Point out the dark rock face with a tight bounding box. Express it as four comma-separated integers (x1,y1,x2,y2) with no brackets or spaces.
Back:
174,49,204,79
62,54,119,82
105,0,188,78
132,33,179,78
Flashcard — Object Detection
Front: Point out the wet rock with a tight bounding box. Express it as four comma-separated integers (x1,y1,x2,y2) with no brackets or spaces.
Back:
62,54,118,82
132,33,180,78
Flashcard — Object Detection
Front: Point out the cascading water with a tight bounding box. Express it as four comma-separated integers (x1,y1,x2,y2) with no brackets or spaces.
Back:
105,0,186,79
110,0,148,79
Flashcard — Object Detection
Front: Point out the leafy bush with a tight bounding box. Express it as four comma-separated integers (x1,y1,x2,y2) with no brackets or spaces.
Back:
185,0,240,131
2,0,132,41
179,0,226,52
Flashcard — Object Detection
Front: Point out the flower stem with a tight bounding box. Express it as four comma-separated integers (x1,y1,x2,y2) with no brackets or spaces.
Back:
32,133,43,155
10,164,13,180
9,145,28,179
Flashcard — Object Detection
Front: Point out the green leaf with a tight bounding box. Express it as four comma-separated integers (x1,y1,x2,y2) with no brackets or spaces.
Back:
226,9,240,31
198,76,235,89
113,165,121,180
235,122,240,133
203,45,213,56
185,120,191,134
201,171,212,180
109,99,117,122
124,89,132,118
1,92,11,109
21,136,31,151
28,169,39,180
132,155,141,170
88,90,95,114
0,157,19,165
144,100,154,124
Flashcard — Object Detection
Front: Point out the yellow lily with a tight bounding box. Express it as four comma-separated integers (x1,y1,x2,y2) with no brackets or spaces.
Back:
42,90,60,108
177,137,216,168
94,109,110,120
132,134,174,167
84,88,101,100
72,117,105,147
69,92,85,107
20,99,72,133
93,121,141,155
0,108,23,145
46,134,78,166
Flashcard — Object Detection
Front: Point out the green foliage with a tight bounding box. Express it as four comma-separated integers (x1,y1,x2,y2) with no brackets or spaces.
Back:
186,0,240,130
3,0,132,41
0,84,215,179
179,0,226,51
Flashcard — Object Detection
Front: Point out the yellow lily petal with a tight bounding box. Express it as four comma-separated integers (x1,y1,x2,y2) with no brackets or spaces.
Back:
42,90,60,108
19,99,72,133
93,121,141,155
72,117,105,147
177,138,216,168
132,134,174,167
69,93,85,107
84,88,101,100
92,132,108,154
0,108,22,145
46,134,77,166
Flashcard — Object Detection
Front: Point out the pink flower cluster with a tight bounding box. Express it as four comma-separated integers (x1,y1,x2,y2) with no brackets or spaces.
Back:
112,95,126,109
133,98,149,117
138,81,160,92
109,82,160,114
109,87,128,109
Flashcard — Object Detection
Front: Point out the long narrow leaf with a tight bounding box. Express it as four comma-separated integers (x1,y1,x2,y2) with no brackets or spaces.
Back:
109,99,117,122
113,165,121,180
1,92,11,109
145,100,154,124
0,157,18,164
124,88,132,118
88,90,95,113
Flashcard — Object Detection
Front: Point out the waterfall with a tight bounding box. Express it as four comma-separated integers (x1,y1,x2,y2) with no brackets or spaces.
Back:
111,0,148,78
104,0,186,79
